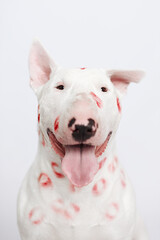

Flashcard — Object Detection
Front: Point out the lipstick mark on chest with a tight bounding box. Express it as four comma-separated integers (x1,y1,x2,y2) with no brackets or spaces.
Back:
28,207,44,225
51,199,80,219
92,178,107,196
106,202,119,220
71,203,80,212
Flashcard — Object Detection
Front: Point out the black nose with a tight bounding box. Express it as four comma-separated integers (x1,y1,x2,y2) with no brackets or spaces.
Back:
72,119,96,142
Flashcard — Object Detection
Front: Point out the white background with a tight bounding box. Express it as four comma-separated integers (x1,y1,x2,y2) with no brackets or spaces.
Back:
0,0,160,239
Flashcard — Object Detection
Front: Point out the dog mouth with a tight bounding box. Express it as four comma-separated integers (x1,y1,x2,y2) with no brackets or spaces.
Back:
47,129,112,187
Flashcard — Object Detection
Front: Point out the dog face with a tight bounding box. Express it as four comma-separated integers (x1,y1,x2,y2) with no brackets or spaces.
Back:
29,40,144,187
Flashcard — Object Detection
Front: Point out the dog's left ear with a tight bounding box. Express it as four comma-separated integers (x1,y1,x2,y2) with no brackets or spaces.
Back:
29,40,56,92
107,70,145,95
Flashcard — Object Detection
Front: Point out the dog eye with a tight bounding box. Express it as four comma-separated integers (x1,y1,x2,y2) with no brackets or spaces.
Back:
56,85,64,90
101,87,108,92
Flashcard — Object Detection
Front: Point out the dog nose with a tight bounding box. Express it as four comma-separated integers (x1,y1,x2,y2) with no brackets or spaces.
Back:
71,118,97,142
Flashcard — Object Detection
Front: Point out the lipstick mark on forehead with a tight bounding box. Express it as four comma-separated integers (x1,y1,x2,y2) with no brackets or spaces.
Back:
54,117,59,132
90,92,103,108
117,97,121,113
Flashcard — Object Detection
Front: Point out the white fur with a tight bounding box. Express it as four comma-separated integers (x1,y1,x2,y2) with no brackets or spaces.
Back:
17,41,148,240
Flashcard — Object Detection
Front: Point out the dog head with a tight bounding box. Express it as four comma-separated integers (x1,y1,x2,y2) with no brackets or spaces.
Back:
29,40,144,187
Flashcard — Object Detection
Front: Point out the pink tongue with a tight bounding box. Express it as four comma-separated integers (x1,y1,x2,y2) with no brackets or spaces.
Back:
62,145,98,187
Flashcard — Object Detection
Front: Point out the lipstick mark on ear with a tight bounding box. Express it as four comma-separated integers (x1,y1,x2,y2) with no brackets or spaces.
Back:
90,92,103,108
38,173,52,187
54,117,59,132
117,97,121,112
51,162,65,178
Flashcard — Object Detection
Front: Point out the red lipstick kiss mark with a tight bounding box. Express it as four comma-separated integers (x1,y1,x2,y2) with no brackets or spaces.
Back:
90,92,103,108
63,210,72,219
38,173,52,187
52,199,72,219
38,114,40,123
38,105,40,123
71,203,80,212
108,162,116,173
54,117,59,132
92,178,107,196
29,207,44,225
108,156,118,173
106,202,119,220
80,67,86,70
117,97,121,113
121,179,126,188
99,157,107,169
51,162,65,178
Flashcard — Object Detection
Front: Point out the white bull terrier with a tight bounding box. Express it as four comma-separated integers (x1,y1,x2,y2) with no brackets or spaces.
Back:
17,41,149,240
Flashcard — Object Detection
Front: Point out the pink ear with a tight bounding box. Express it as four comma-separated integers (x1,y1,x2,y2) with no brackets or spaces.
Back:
107,70,145,94
29,40,56,90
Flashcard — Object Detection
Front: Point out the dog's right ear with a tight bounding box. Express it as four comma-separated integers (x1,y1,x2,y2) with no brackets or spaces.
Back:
29,40,56,92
